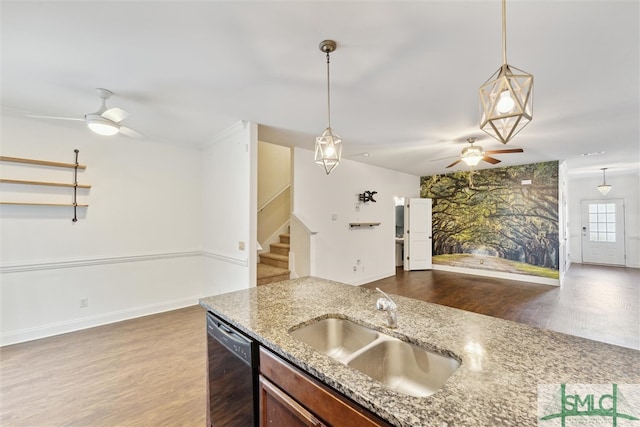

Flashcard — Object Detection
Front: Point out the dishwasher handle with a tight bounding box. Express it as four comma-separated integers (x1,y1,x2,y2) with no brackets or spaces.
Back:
207,313,254,367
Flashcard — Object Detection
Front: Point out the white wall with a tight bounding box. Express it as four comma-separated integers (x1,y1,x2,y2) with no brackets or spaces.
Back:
292,147,419,285
558,161,570,284
201,121,257,295
0,115,204,345
258,141,290,208
257,141,291,247
568,170,640,268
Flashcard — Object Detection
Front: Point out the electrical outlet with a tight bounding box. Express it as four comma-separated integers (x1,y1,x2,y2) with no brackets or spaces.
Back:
80,297,88,308
353,266,357,272
238,241,245,251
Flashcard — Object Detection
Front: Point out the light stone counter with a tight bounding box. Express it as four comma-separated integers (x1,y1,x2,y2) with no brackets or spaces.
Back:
199,277,640,426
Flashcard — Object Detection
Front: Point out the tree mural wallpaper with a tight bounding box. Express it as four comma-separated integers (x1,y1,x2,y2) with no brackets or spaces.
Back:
421,161,559,279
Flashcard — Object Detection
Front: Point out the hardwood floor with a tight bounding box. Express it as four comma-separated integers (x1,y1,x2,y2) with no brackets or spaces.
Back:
0,306,206,427
362,263,640,350
1,264,637,426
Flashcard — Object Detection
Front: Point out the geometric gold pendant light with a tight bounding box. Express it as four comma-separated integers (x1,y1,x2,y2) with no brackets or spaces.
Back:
315,40,342,175
480,0,533,144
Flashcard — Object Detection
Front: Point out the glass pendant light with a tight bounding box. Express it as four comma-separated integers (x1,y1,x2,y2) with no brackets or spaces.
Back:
315,40,342,175
597,168,612,195
480,0,533,144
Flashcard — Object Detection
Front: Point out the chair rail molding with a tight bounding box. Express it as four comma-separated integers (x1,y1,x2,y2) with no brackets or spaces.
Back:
0,250,247,273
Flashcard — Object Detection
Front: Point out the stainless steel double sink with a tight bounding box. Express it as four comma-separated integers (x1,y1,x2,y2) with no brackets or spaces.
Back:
289,317,460,397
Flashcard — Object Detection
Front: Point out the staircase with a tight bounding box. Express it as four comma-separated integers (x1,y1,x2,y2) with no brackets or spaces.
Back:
257,233,291,286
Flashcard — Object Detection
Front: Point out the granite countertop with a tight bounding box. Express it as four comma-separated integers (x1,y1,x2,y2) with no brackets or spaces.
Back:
199,277,640,426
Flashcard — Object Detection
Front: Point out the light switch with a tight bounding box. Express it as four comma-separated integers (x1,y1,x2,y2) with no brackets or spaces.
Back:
238,241,245,250
331,213,337,221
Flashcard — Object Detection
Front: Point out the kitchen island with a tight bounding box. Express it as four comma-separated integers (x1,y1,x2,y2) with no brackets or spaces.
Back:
199,277,639,426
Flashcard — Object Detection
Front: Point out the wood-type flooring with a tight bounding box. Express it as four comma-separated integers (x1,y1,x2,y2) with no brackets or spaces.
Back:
1,263,637,426
362,263,639,350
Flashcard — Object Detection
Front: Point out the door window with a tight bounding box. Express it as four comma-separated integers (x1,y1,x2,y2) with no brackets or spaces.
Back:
588,203,616,243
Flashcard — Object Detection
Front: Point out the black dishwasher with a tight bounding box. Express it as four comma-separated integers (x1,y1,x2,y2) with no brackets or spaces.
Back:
206,312,258,427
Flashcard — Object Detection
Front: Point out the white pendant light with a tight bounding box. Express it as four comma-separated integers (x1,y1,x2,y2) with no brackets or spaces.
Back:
480,0,533,144
315,40,342,175
597,168,612,195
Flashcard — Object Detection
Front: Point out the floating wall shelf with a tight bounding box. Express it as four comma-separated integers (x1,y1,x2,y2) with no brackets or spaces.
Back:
0,202,89,207
0,156,87,170
0,150,90,221
0,179,91,189
349,222,381,228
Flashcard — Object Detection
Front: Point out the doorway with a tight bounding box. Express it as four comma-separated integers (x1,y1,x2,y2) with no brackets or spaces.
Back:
403,197,432,271
580,199,626,266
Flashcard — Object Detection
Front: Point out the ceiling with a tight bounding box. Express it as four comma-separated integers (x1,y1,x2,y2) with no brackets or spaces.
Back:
2,1,638,178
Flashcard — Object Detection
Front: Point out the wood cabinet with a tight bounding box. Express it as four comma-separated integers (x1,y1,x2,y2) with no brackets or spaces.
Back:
259,376,326,426
258,347,390,427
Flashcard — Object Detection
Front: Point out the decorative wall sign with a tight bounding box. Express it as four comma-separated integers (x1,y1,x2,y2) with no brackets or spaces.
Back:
358,191,377,203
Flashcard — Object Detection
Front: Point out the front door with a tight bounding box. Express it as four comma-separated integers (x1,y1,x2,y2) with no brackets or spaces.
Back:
580,199,626,266
404,198,432,271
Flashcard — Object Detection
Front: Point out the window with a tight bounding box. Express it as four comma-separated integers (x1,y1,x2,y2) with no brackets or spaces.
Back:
588,203,616,242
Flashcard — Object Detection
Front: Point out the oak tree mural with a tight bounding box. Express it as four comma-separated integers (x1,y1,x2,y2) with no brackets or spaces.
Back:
421,161,559,278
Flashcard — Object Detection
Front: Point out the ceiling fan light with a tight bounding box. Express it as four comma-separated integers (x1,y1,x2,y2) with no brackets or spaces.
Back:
87,116,119,136
461,146,484,166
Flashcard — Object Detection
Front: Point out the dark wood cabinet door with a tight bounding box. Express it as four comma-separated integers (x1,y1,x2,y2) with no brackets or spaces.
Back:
259,375,326,427
259,348,391,427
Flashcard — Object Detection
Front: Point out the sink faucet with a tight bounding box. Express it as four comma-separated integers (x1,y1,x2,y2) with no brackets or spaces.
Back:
375,288,398,328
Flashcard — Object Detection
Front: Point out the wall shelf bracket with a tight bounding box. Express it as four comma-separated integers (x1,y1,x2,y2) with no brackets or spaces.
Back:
349,222,381,228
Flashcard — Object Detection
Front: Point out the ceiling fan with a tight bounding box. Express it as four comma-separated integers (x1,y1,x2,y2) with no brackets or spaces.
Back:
446,137,523,168
27,88,143,138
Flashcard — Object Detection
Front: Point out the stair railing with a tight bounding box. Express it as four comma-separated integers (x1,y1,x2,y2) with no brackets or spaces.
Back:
257,184,291,252
258,184,291,213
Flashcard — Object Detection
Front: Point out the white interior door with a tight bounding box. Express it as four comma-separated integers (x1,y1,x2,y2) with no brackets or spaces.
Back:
404,198,432,271
581,199,626,266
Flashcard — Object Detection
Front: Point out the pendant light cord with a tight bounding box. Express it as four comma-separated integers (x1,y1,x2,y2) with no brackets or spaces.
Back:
326,51,331,128
502,0,507,66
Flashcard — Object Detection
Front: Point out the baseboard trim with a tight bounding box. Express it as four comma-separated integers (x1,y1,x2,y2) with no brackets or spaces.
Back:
0,251,202,274
1,296,201,347
432,265,560,286
349,271,396,286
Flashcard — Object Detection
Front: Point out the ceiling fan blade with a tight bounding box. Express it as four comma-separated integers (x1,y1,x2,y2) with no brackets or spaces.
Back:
484,148,524,155
429,155,458,162
102,107,129,123
482,156,501,164
26,114,83,122
119,126,144,139
446,159,462,168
